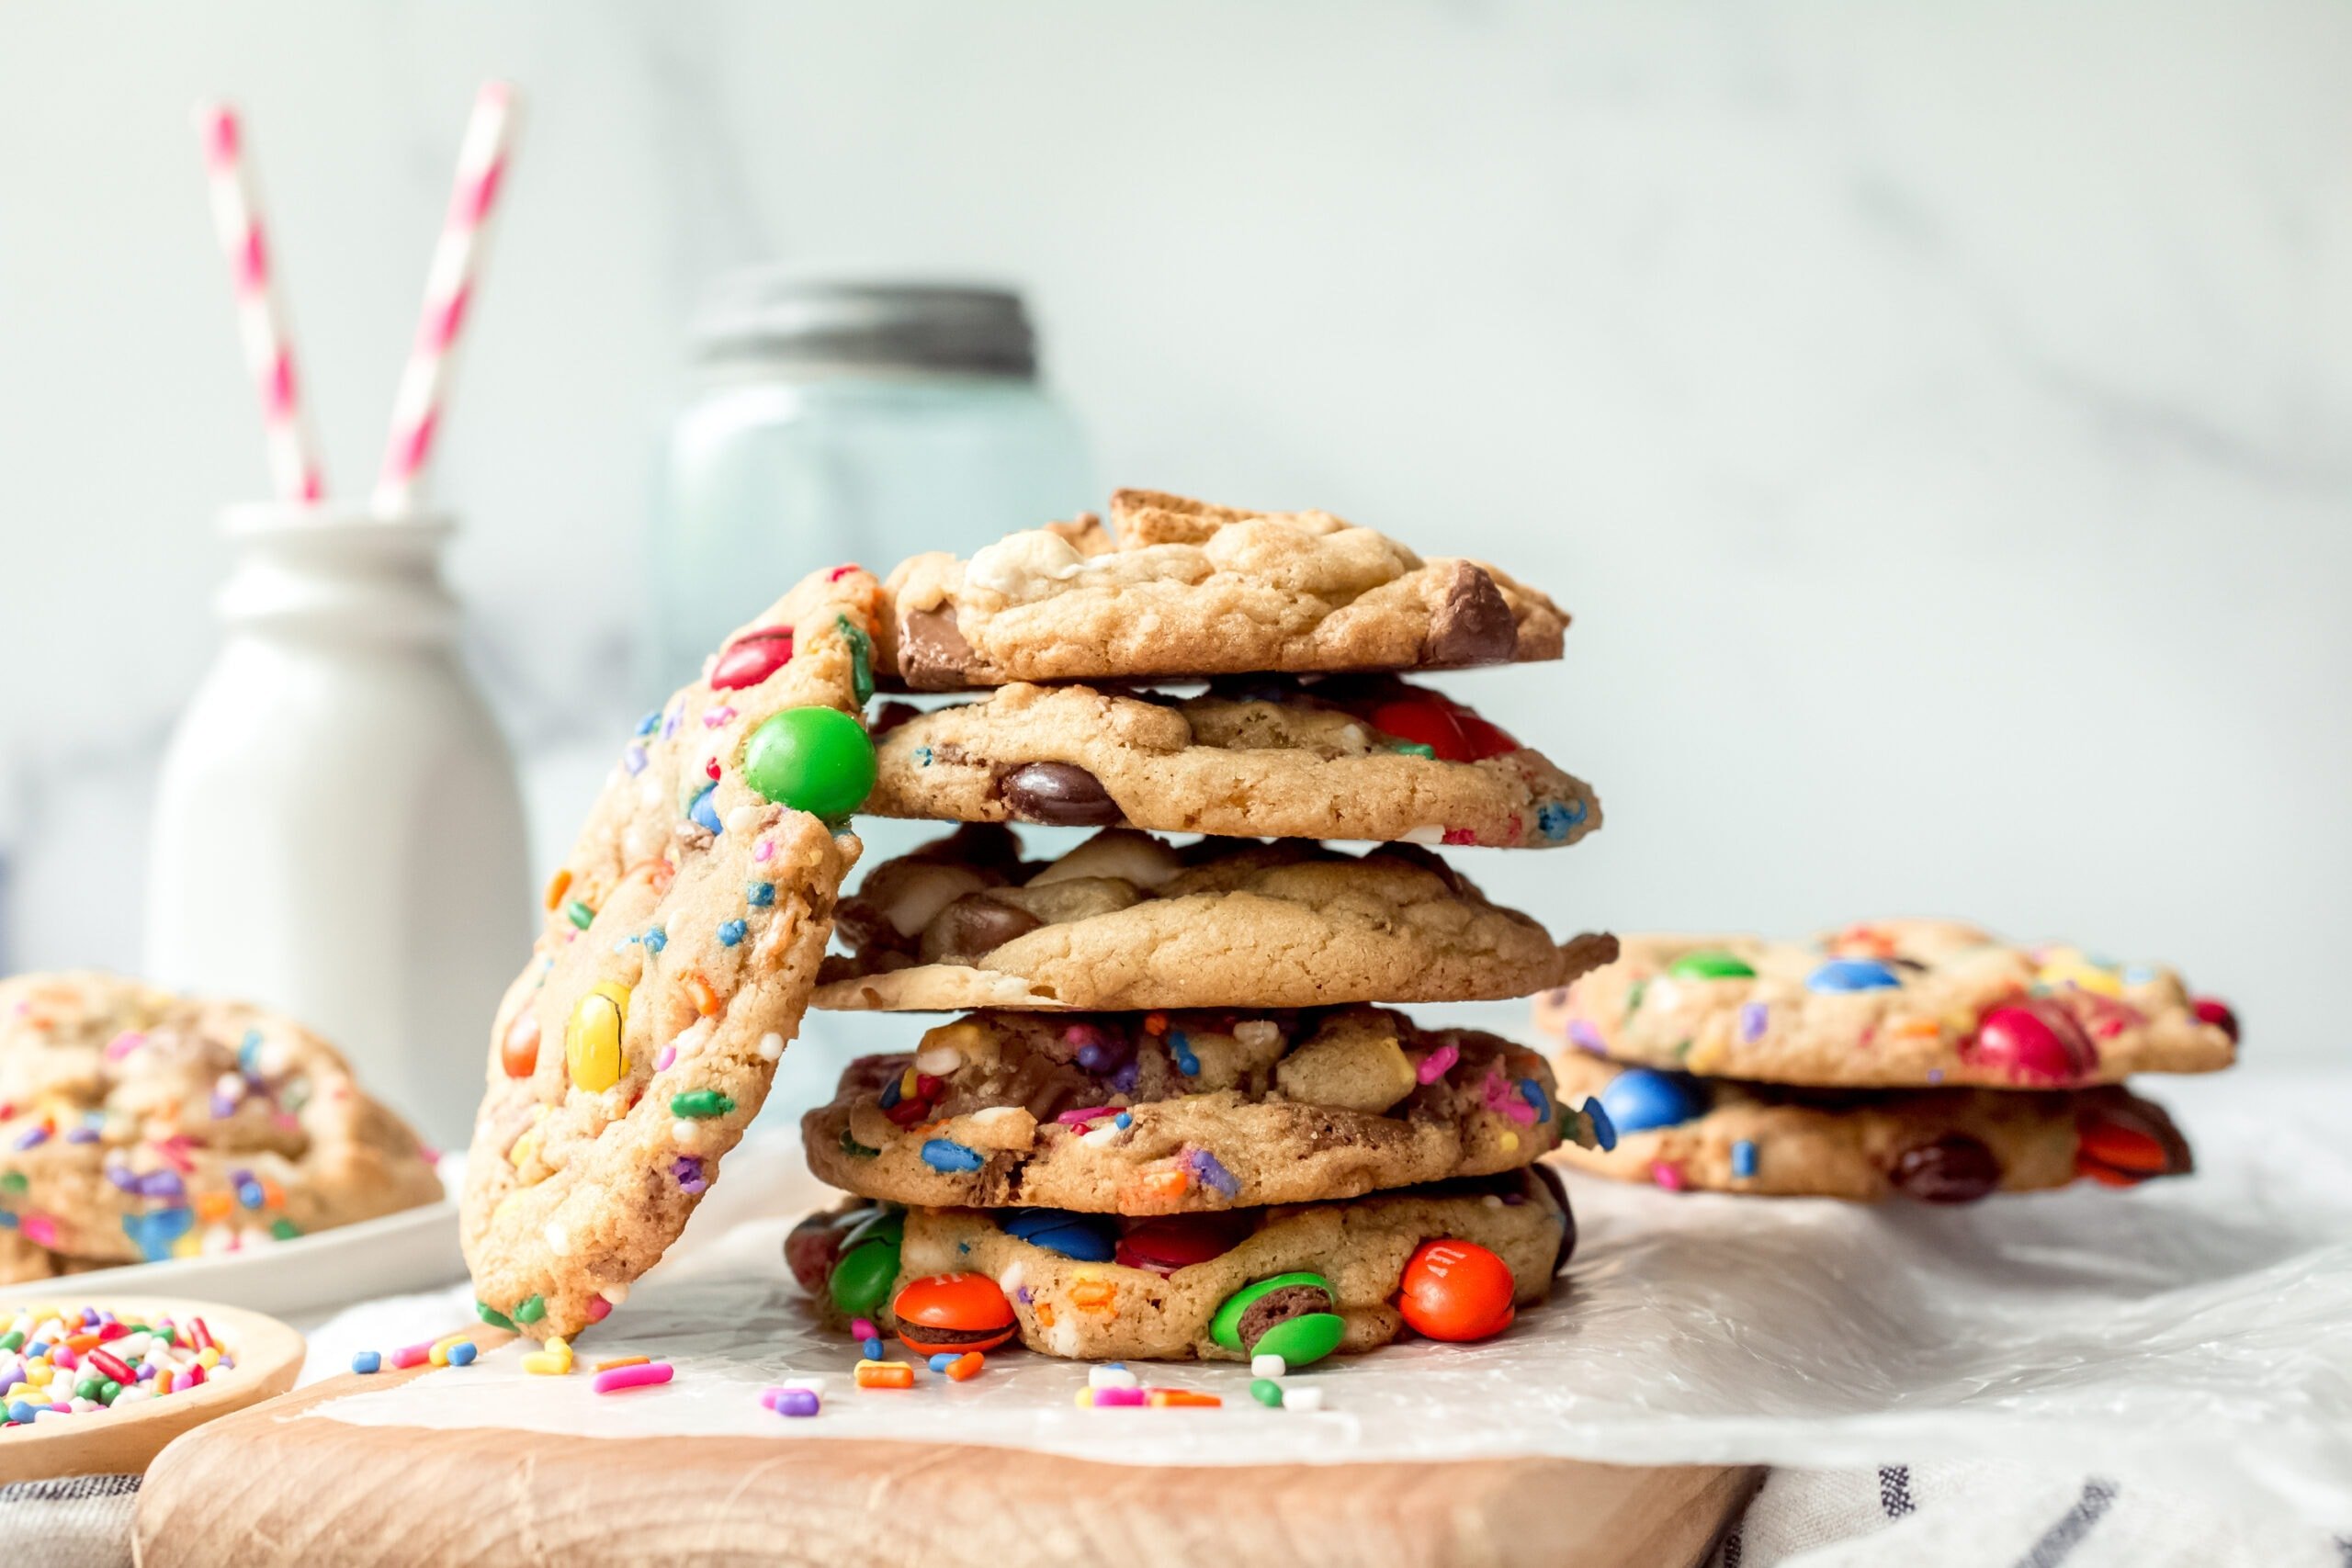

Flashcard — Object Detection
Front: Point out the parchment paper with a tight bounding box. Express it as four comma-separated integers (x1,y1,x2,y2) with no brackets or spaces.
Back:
305,1069,2352,1524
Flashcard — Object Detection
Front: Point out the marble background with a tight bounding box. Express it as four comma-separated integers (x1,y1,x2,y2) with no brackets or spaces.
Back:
0,2,2344,1062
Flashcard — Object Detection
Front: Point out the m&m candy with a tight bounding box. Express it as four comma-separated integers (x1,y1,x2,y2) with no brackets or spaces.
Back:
890,1273,1017,1357
500,1009,540,1078
710,627,795,691
1208,1272,1345,1368
1356,689,1520,763
1667,949,1756,981
1596,1067,1707,1134
827,1208,905,1319
2191,997,2241,1043
1396,1239,1516,1342
743,707,876,819
563,982,631,1093
1889,1134,2001,1203
1114,1213,1250,1276
1000,1208,1117,1262
1966,1000,2099,1085
1805,957,1904,994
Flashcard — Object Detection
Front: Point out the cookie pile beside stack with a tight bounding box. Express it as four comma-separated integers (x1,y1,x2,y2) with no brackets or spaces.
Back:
784,490,1617,1368
1534,920,2239,1201
0,972,445,1284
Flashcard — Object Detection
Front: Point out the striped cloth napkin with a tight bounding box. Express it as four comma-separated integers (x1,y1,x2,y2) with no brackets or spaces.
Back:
1710,1462,2352,1568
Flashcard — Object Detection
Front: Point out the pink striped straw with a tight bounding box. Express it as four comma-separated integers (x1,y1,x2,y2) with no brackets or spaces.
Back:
373,81,519,514
194,103,326,504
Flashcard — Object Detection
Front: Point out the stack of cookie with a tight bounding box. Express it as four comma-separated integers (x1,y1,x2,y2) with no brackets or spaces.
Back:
783,490,1617,1369
1534,920,2237,1202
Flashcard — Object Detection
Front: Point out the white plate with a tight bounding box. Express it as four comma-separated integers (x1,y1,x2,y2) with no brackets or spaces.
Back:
52,1197,464,1321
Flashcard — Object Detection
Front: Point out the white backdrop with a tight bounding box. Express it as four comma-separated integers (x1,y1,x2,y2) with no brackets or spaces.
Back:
0,2,2343,1060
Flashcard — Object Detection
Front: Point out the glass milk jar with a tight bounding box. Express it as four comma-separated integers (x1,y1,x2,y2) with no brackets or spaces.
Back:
650,277,1091,695
145,505,531,1147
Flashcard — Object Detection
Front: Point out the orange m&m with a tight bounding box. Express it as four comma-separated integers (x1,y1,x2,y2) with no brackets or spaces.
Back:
891,1272,1016,1357
1396,1239,1517,1342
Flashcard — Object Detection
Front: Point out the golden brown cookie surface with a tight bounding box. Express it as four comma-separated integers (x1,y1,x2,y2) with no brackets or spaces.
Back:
877,490,1566,690
1534,921,2237,1089
815,825,1613,1012
867,676,1600,850
805,1005,1594,1213
462,566,883,1338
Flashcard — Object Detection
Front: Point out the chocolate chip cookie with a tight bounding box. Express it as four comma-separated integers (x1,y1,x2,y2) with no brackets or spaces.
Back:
1547,1047,2192,1201
878,490,1567,689
803,1005,1596,1213
462,565,884,1338
815,825,1615,1012
1533,921,2238,1090
0,972,444,1270
788,1167,1571,1361
867,676,1600,850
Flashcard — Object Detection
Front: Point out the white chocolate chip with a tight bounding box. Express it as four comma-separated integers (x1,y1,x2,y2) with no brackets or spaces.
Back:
997,1260,1025,1295
913,1042,964,1077
1233,1020,1281,1051
966,530,1086,599
757,1032,785,1061
672,1120,699,1148
671,1020,715,1060
600,1283,630,1305
724,805,755,834
544,1223,570,1254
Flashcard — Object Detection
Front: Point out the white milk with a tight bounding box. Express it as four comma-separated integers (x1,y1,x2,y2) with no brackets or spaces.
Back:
145,504,530,1147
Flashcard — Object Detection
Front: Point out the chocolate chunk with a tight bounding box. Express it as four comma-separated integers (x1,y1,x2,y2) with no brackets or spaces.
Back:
1236,1282,1336,1350
872,700,924,737
1423,561,1516,667
998,761,1125,827
899,605,978,691
1890,1134,2001,1203
1530,1163,1577,1275
922,894,1046,963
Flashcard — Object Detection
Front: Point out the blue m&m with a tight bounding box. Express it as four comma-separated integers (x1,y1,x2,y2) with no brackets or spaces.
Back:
1597,1067,1708,1134
999,1208,1116,1262
1805,957,1904,993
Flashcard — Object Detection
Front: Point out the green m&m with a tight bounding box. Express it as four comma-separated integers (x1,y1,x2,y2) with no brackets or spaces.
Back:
1668,949,1756,981
828,1206,905,1318
1209,1270,1345,1369
743,706,876,819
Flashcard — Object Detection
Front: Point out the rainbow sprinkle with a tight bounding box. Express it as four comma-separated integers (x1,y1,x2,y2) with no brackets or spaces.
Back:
0,1304,235,1427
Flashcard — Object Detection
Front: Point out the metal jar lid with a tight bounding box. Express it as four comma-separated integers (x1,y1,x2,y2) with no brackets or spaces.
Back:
691,275,1040,378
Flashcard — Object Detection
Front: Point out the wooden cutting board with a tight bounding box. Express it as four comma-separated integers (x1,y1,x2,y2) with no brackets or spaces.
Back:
135,1366,1760,1568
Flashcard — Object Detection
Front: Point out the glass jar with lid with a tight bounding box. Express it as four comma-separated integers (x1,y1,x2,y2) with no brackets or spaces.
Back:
650,276,1091,694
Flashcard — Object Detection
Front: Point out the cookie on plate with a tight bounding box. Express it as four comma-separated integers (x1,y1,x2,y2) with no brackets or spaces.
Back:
814,825,1614,1013
803,1005,1598,1213
877,490,1567,689
462,565,884,1338
0,973,444,1269
1547,1049,2192,1201
787,1168,1571,1362
866,675,1600,850
1533,921,2238,1090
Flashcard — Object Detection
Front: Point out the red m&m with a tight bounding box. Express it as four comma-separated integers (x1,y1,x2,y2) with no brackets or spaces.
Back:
1114,1213,1250,1276
1965,1000,2099,1085
891,1272,1016,1357
710,627,795,690
1363,691,1520,763
1396,1239,1516,1342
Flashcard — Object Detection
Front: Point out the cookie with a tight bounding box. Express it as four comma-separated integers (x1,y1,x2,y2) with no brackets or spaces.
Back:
877,490,1567,690
814,824,1613,1012
803,1005,1598,1213
866,675,1600,850
787,1167,1572,1361
1533,921,2238,1090
461,566,885,1339
1548,1048,2193,1201
0,972,444,1268
0,1229,67,1285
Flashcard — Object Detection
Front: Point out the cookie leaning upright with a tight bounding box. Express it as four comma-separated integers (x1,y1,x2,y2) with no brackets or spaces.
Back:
876,489,1566,688
462,565,883,1338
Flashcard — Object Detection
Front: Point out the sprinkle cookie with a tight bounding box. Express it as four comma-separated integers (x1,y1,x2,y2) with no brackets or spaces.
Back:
0,973,443,1271
1533,921,2238,1090
788,1167,1571,1361
877,490,1567,690
866,675,1600,850
803,1006,1600,1213
1547,1048,2193,1201
814,825,1613,1012
462,566,884,1338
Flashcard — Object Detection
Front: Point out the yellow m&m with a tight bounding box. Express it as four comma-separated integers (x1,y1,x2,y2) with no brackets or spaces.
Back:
565,981,632,1093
